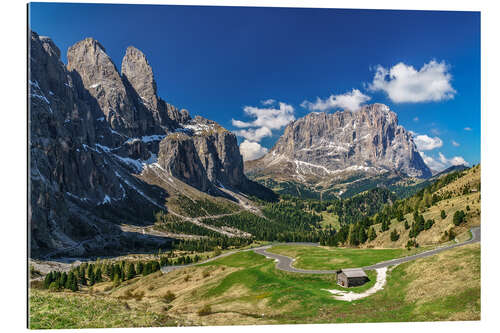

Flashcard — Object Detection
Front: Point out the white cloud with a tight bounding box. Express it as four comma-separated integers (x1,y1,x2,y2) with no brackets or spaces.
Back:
439,152,469,167
414,134,443,151
367,60,456,103
232,102,294,130
261,99,276,106
422,151,469,172
234,127,272,142
451,140,460,147
301,89,371,112
239,140,268,161
232,101,295,142
420,151,445,171
464,127,472,131
413,117,419,122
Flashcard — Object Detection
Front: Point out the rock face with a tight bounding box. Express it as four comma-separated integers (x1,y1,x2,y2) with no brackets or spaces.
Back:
247,104,431,183
158,133,215,194
29,31,271,259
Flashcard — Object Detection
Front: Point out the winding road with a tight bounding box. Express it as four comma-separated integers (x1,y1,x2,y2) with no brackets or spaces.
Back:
161,226,480,274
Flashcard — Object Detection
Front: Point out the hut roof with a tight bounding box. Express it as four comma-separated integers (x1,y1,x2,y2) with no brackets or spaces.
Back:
339,268,367,278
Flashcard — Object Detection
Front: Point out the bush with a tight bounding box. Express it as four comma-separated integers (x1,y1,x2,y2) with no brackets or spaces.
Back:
448,229,456,241
48,281,60,292
202,270,210,278
441,210,447,219
453,210,466,226
162,290,176,303
390,230,400,242
198,304,212,316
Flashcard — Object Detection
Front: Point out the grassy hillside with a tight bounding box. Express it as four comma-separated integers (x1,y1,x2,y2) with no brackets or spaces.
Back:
367,164,480,248
30,241,480,327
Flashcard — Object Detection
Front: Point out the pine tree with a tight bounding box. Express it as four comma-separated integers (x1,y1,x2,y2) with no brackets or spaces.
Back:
136,262,144,274
358,227,367,244
126,262,136,280
43,272,53,289
60,272,68,288
95,267,102,283
390,229,400,242
368,227,377,241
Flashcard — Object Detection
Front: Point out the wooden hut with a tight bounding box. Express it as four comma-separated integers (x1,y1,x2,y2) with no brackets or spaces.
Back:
336,268,369,287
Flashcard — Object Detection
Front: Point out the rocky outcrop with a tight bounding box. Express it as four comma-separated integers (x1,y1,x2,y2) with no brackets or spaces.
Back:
248,104,431,181
158,133,215,194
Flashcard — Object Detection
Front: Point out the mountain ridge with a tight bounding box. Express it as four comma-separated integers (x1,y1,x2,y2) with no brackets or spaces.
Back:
29,31,274,259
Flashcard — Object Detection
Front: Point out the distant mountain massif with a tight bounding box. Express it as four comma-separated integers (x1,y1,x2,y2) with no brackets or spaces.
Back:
245,104,433,199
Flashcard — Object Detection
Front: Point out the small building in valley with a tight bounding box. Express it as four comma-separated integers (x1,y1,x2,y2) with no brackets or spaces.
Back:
336,268,369,287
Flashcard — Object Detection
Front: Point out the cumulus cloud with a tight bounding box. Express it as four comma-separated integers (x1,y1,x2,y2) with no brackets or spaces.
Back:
421,151,469,172
439,152,469,167
414,134,443,151
234,127,272,142
232,102,295,131
464,127,472,131
413,117,419,122
239,140,269,161
300,89,371,112
451,140,460,147
367,60,456,103
420,151,445,171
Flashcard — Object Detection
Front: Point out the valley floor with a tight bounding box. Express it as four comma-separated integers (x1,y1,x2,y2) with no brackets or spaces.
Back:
29,237,480,328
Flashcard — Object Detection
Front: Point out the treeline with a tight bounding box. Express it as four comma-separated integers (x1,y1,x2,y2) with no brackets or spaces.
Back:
154,211,222,237
173,237,252,252
41,252,211,293
332,188,397,225
201,206,322,242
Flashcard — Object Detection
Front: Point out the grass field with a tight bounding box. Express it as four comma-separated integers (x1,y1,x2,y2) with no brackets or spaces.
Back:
29,242,480,327
266,245,427,270
319,212,341,230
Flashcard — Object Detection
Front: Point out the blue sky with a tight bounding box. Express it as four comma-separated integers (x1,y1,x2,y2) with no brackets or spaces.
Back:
29,3,480,170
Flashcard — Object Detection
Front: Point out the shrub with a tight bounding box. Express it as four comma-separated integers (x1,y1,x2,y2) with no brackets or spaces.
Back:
441,210,447,219
198,304,212,316
453,210,466,226
162,290,176,303
390,230,400,242
134,291,145,301
202,270,210,278
48,281,60,292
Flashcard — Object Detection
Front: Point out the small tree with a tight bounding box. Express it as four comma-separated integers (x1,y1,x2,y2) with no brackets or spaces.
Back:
441,210,447,219
453,210,465,226
198,304,212,316
43,272,53,289
162,290,176,303
404,220,410,230
368,227,377,241
126,262,136,280
390,230,400,242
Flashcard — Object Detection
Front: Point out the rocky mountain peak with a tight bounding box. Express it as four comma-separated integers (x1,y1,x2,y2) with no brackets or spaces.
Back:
249,103,431,181
121,46,158,110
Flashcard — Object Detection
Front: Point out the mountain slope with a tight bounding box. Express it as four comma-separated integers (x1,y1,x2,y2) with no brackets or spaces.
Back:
29,31,275,258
